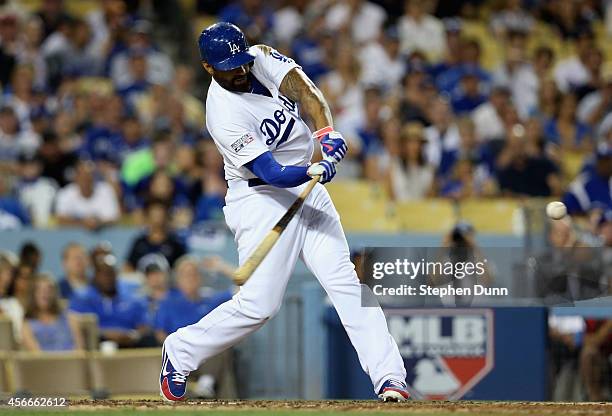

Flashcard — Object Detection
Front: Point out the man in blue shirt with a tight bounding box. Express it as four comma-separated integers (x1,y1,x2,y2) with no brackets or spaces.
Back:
69,255,152,347
563,145,612,215
154,256,232,344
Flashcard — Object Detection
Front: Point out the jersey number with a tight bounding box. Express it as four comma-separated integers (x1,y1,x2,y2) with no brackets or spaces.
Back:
260,109,295,149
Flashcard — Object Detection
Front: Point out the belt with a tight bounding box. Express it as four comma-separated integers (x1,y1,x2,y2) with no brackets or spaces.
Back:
247,178,268,187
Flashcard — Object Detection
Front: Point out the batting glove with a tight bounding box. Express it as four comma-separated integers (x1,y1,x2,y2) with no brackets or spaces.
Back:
313,127,348,164
307,160,336,184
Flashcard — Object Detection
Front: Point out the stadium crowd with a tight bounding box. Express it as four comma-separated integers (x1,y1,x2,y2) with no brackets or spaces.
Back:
0,0,610,231
0,0,611,400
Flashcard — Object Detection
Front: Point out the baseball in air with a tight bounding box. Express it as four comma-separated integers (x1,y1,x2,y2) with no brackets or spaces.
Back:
546,201,567,220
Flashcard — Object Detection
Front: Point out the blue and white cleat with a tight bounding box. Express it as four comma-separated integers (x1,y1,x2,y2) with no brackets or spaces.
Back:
159,346,188,402
378,379,410,402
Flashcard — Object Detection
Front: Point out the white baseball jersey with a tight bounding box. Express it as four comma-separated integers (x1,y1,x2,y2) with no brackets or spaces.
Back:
206,45,314,181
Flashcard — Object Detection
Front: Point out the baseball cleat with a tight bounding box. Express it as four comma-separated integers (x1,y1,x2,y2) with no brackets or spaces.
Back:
159,346,188,402
378,379,410,402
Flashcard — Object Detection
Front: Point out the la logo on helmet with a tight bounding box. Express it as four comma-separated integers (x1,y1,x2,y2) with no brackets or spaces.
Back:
229,43,240,54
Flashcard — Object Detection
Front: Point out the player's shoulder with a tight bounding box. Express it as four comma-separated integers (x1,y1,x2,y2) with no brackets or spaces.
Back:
250,44,295,65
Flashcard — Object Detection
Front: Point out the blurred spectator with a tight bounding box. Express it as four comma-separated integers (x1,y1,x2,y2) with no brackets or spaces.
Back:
125,199,187,271
55,160,120,230
358,26,405,92
13,150,57,227
4,63,41,131
85,0,129,62
0,174,30,230
544,93,593,152
81,93,124,164
116,115,149,162
497,124,562,197
0,253,15,298
502,45,555,119
472,86,511,142
545,0,593,40
450,70,487,115
22,275,84,351
290,9,332,82
490,0,534,37
532,78,561,120
436,37,490,95
19,241,42,274
397,64,432,125
194,141,226,223
0,105,39,170
154,255,232,343
428,18,463,84
577,68,612,137
110,20,173,88
563,145,612,215
386,122,434,201
553,29,595,93
0,261,35,342
398,0,446,61
137,254,172,328
116,50,151,106
273,0,308,47
0,11,19,88
424,97,460,169
69,254,151,348
440,158,496,199
130,169,192,225
38,129,78,187
16,15,47,90
36,0,73,40
219,0,274,44
58,242,90,299
320,40,363,132
325,0,387,45
121,128,174,187
41,16,104,80
172,65,206,128
438,117,494,180
344,87,386,178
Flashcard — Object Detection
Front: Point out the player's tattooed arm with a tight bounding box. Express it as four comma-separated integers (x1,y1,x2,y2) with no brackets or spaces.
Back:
279,68,333,130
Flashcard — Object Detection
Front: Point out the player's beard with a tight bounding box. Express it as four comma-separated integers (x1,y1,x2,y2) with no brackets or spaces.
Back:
215,74,251,93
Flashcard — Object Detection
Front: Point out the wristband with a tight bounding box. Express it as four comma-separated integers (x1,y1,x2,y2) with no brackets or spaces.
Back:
312,126,334,141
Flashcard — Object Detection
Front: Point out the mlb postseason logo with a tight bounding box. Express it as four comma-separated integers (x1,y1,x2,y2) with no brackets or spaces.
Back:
231,133,254,153
387,309,494,400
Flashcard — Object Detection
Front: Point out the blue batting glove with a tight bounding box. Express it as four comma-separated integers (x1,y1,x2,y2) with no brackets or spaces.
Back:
307,160,337,184
319,131,348,163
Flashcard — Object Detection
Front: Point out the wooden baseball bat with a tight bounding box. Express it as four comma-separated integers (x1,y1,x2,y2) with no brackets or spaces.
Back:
232,177,320,285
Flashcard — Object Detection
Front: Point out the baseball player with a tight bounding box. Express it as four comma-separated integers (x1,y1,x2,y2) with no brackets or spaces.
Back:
160,22,408,402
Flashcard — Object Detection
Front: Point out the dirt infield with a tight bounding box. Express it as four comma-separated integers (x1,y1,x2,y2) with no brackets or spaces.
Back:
62,399,611,415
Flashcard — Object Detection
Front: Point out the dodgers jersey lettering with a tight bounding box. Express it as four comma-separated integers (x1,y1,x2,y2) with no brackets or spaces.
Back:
206,45,315,181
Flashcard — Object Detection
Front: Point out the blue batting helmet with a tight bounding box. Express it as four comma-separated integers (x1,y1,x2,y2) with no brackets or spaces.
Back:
198,22,256,71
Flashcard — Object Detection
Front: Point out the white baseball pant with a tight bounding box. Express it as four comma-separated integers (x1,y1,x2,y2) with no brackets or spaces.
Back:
164,180,406,393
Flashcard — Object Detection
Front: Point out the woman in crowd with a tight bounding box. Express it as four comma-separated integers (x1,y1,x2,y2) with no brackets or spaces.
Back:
387,122,434,201
21,276,83,351
544,93,593,152
0,262,35,342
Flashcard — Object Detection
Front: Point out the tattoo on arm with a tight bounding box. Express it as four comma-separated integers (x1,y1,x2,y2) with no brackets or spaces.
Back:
280,68,333,129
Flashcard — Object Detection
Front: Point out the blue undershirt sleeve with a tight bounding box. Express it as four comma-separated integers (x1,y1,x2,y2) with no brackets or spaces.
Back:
244,151,311,188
